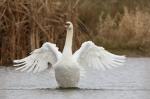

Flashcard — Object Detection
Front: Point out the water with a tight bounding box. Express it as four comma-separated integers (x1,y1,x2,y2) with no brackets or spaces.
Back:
0,58,150,99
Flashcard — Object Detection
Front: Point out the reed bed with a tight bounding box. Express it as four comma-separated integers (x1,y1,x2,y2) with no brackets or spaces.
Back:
0,0,83,65
95,8,150,56
0,0,150,65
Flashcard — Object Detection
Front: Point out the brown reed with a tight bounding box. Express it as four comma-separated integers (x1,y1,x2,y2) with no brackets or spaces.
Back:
1,0,150,65
0,0,84,65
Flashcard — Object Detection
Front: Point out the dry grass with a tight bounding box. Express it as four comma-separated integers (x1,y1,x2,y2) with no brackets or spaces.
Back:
0,0,84,65
1,0,150,65
95,7,150,56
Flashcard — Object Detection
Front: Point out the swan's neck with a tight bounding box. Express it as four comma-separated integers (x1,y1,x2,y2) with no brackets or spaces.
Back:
62,28,73,57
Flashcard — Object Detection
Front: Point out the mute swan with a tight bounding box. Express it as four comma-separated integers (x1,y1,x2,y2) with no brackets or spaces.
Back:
13,21,126,88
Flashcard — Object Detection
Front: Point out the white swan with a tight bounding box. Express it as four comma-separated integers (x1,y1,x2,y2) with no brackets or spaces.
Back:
13,21,126,88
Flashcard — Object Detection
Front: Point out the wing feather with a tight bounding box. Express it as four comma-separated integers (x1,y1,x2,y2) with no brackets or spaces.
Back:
13,42,62,73
73,41,126,70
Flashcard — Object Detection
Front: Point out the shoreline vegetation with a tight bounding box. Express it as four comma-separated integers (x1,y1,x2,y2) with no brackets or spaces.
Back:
0,0,150,65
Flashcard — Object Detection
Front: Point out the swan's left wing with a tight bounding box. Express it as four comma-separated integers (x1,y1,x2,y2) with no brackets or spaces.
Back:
73,41,126,70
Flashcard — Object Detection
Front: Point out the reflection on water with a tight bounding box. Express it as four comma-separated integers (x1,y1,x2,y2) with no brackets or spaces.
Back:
0,58,150,99
1,88,149,99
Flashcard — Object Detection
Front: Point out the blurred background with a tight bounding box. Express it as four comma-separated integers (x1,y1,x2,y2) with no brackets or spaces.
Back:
0,0,150,65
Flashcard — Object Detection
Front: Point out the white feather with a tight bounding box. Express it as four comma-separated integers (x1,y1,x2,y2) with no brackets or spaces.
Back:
73,41,126,70
13,42,62,73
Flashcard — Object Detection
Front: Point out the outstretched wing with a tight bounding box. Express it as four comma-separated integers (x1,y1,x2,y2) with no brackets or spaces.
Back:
73,41,126,70
13,42,62,73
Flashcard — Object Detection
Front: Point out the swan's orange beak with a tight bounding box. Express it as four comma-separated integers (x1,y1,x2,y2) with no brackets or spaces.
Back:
64,23,70,29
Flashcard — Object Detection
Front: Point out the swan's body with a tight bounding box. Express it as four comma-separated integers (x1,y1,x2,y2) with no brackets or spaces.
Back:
54,57,80,87
14,21,126,88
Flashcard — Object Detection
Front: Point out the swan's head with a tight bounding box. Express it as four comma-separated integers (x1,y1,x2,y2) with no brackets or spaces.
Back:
65,21,73,31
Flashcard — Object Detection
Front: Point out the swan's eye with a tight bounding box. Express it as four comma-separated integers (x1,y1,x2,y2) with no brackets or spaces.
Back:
65,23,70,26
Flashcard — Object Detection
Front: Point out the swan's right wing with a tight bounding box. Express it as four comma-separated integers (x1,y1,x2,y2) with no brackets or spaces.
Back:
13,42,62,73
73,41,126,70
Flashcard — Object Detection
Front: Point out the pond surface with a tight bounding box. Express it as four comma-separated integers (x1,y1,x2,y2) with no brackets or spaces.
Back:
0,58,150,99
